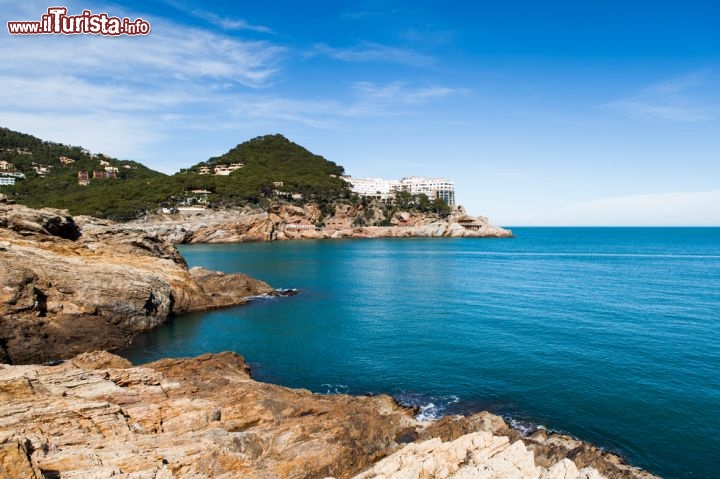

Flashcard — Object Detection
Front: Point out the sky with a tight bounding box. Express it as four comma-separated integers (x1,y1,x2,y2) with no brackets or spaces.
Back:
1,0,719,225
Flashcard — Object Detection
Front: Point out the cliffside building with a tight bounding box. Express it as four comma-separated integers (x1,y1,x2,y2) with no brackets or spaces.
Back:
345,178,401,202
346,176,456,206
399,176,456,207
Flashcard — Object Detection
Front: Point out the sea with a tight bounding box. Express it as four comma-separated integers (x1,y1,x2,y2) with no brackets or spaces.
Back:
119,228,720,479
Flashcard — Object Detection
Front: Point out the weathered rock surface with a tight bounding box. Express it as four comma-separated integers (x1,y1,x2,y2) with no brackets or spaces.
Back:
0,351,415,479
0,203,274,364
0,351,660,479
126,203,513,243
351,425,659,479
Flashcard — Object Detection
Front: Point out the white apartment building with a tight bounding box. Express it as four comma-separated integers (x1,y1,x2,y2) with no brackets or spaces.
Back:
0,177,16,186
399,176,456,207
345,176,456,206
344,177,401,201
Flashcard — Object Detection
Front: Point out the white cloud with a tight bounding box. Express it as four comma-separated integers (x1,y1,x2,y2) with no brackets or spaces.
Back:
602,71,719,122
353,81,459,103
3,27,284,88
341,9,400,20
0,0,292,167
344,81,463,116
158,0,273,32
0,0,466,173
311,42,433,67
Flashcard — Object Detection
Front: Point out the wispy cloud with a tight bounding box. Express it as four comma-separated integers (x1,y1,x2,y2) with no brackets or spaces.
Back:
0,1,463,172
0,0,287,166
311,42,434,67
398,28,456,46
353,81,460,104
601,71,719,122
340,6,400,20
1,23,284,88
159,0,272,32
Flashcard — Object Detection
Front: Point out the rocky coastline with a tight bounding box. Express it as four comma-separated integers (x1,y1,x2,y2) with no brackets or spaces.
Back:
0,350,659,479
0,201,277,364
126,203,513,243
0,200,660,478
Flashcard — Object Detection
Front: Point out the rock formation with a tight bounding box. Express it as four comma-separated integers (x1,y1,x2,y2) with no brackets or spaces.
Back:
0,201,274,364
0,351,659,479
125,203,513,243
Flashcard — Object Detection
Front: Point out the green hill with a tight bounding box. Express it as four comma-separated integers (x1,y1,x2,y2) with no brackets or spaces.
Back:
0,128,349,220
182,134,347,204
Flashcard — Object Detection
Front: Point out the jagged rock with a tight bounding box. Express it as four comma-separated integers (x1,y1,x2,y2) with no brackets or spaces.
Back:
350,432,623,479
0,204,275,364
0,352,660,479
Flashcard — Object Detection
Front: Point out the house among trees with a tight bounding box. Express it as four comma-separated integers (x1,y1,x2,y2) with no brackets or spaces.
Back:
77,170,90,186
33,164,50,176
59,156,75,165
0,160,14,170
213,163,244,175
89,169,118,180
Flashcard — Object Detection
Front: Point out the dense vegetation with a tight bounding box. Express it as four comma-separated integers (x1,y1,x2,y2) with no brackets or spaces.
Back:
350,190,452,227
1,128,452,223
181,134,349,206
0,127,167,219
0,128,350,220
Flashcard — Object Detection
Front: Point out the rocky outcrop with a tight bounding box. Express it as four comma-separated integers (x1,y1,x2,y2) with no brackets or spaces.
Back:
125,203,513,243
0,203,275,364
0,351,415,479
353,413,660,479
0,351,660,479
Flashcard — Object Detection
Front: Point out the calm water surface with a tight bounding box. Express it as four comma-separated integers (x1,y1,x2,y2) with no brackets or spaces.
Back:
120,228,720,479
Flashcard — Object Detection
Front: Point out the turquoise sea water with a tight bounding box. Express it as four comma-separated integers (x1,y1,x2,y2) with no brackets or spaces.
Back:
120,228,720,479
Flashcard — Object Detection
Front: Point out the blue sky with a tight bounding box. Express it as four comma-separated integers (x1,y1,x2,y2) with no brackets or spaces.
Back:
2,0,719,225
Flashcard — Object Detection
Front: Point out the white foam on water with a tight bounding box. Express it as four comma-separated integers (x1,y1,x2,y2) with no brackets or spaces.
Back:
508,417,546,436
393,392,460,422
322,384,350,395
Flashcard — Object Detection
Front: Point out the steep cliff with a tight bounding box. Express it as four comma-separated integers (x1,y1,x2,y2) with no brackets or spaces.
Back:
0,201,274,364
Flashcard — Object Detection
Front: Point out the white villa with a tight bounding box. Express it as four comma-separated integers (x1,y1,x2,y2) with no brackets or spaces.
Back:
198,163,245,176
